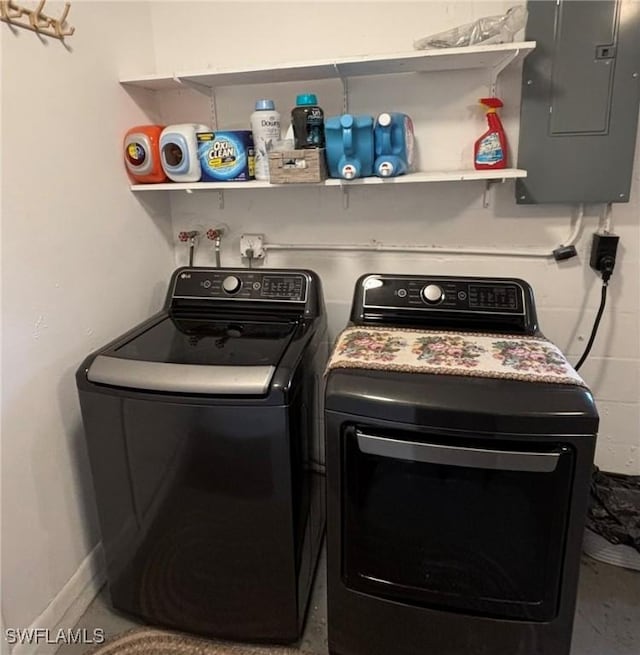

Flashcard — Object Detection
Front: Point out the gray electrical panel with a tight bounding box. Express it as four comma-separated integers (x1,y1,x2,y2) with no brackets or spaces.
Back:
516,0,640,204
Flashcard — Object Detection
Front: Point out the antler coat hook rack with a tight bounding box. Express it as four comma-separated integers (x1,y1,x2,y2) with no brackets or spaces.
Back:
0,1,75,40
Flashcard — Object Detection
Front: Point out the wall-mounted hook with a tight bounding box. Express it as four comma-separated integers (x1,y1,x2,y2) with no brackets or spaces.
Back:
29,1,50,33
0,0,22,21
53,2,74,38
1,1,74,40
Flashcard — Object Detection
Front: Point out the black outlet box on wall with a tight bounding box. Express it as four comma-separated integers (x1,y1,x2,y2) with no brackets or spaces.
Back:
589,233,619,279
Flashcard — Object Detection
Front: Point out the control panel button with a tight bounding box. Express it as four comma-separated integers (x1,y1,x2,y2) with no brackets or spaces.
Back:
397,288,407,298
421,284,444,305
222,275,242,294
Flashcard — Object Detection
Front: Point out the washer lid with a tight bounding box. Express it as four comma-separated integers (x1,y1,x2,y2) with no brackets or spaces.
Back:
88,316,297,394
88,357,275,395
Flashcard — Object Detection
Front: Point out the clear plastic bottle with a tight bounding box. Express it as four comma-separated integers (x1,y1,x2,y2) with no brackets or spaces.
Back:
250,99,281,181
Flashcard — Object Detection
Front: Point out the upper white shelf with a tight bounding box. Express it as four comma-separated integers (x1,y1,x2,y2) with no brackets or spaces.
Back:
130,169,527,192
120,41,536,91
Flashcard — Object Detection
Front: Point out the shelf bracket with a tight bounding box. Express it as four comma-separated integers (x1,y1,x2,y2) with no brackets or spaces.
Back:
334,63,349,113
489,49,520,97
176,76,212,97
209,88,218,130
342,185,350,210
483,180,492,208
482,178,507,209
171,76,217,127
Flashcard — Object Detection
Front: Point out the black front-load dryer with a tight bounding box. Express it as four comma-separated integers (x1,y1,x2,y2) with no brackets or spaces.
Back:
77,268,328,643
325,274,598,655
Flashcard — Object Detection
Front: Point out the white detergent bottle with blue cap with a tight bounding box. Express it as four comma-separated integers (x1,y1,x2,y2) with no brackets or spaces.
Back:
374,112,415,177
251,99,281,181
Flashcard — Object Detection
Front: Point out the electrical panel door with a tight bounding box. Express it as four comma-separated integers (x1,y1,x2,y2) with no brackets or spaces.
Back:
517,0,640,204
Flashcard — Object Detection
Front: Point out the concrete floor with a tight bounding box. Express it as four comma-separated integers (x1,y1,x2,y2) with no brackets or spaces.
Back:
58,551,639,655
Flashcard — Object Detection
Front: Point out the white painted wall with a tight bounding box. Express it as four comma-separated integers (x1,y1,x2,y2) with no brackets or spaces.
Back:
147,1,640,474
1,25,6,655
0,1,636,649
1,2,172,649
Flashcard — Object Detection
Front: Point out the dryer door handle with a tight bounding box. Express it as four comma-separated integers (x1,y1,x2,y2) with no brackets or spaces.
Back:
355,431,562,473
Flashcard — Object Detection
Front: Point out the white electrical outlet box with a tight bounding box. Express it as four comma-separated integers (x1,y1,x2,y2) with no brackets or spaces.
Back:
240,234,265,259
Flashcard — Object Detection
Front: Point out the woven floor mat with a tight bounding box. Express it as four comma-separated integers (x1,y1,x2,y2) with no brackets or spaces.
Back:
85,628,308,655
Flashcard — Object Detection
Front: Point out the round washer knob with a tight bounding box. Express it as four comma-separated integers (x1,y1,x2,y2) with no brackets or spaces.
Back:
422,284,444,304
222,275,242,294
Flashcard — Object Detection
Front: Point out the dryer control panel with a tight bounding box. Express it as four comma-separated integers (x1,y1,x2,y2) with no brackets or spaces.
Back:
362,277,524,313
352,275,538,335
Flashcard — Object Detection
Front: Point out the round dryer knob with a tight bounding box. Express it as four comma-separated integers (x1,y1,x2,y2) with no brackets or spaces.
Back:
222,275,242,294
421,284,444,305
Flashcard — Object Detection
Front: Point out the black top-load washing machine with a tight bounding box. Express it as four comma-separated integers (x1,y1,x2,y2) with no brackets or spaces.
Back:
77,267,327,643
325,274,598,655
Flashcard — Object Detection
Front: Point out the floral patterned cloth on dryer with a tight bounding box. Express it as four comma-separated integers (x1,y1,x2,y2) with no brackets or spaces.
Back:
326,326,586,386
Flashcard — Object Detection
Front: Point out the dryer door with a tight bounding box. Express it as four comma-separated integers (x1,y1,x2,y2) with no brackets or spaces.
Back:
342,425,575,621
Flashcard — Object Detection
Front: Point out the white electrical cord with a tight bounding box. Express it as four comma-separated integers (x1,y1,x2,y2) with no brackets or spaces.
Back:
600,202,613,234
563,203,585,246
262,205,585,259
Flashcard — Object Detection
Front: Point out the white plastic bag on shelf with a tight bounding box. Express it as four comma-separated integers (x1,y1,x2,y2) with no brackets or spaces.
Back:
414,6,527,50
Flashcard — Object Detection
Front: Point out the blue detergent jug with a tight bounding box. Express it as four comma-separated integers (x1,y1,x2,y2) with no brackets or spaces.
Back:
325,114,374,180
374,112,415,177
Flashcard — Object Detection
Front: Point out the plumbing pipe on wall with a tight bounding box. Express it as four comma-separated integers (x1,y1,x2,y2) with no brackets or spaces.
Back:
261,205,585,260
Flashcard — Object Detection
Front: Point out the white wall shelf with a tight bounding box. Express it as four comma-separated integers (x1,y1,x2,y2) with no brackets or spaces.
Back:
120,41,536,91
130,169,527,192
124,42,534,204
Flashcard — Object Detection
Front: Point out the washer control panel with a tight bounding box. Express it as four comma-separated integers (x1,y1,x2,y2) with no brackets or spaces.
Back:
172,269,308,303
362,276,525,315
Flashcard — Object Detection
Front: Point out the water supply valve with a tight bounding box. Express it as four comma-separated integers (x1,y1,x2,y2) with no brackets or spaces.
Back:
178,230,200,266
207,227,225,268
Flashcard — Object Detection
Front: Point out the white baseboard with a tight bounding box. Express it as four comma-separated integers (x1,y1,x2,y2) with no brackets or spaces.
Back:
10,543,106,655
